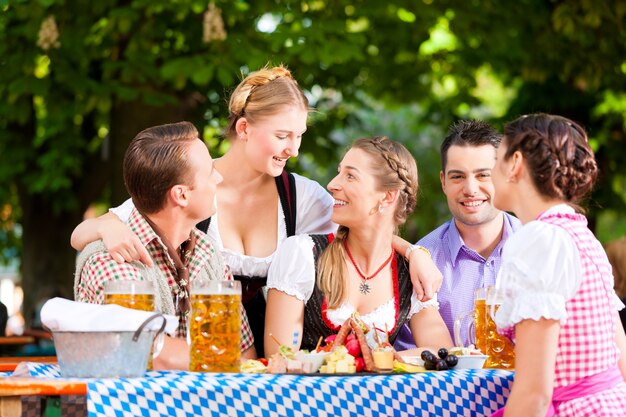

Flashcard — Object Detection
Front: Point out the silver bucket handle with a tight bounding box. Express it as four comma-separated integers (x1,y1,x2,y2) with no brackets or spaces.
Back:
132,313,167,342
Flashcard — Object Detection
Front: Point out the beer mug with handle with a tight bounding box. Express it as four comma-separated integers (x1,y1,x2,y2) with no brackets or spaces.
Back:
189,278,241,372
453,286,489,352
484,286,515,369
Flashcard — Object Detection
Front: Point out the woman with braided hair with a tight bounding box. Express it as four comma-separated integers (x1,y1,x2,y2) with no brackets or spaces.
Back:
489,114,626,417
71,67,442,358
265,136,452,357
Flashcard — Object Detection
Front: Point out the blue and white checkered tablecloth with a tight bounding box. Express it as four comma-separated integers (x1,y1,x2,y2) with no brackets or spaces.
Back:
17,362,513,417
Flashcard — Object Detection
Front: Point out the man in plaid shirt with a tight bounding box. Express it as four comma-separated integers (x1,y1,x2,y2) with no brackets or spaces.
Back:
74,122,255,368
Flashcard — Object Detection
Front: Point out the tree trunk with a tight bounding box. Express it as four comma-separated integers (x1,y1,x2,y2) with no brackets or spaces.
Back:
17,191,83,328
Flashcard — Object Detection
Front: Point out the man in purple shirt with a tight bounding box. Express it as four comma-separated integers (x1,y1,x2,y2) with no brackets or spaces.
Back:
395,120,521,350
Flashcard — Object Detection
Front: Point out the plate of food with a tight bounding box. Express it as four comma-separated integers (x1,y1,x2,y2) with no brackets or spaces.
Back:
402,346,487,370
448,346,488,369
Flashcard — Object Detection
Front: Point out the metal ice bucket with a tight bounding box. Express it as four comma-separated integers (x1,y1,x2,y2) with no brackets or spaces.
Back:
53,313,167,378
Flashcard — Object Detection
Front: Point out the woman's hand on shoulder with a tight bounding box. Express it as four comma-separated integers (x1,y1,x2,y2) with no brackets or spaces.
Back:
101,217,153,266
71,211,153,266
408,249,442,301
391,235,442,301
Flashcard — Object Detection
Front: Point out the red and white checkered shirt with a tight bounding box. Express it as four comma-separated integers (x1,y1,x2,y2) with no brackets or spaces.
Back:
75,209,254,352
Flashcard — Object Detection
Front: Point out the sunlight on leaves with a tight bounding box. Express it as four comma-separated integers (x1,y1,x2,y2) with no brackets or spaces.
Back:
257,13,280,33
471,66,519,119
419,17,458,55
34,55,50,79
346,17,369,33
397,8,416,23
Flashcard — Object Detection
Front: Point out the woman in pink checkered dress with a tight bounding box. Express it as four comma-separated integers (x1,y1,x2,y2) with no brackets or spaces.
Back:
490,113,626,417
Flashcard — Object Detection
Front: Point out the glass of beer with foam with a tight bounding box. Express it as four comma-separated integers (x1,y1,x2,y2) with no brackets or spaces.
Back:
104,280,155,311
189,279,241,372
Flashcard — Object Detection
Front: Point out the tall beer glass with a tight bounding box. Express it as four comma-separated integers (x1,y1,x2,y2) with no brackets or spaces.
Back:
190,279,241,372
474,287,488,354
484,286,515,369
453,287,488,353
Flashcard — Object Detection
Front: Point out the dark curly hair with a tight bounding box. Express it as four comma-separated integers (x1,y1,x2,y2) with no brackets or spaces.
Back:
503,113,598,206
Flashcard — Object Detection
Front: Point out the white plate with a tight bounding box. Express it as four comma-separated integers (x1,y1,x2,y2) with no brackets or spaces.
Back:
402,355,425,366
402,354,488,370
454,354,488,369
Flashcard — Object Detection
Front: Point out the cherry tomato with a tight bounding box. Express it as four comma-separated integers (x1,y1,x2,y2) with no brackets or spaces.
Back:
355,357,365,373
258,358,268,366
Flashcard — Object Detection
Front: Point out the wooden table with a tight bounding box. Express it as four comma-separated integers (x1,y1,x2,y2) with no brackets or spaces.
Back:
0,357,65,417
0,356,57,372
0,377,86,417
0,336,35,346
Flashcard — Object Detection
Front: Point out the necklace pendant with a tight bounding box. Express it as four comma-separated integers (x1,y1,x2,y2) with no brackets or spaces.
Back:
359,281,371,294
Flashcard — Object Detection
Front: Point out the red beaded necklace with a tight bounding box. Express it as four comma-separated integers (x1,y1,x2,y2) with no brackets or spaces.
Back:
343,241,394,294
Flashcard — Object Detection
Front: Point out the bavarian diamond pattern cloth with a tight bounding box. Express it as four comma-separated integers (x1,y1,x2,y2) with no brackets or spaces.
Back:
17,363,513,416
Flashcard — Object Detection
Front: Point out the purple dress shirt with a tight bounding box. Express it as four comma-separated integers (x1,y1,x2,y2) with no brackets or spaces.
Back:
394,212,521,350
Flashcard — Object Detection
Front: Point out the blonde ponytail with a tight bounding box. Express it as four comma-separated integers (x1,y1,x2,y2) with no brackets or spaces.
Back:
317,226,349,309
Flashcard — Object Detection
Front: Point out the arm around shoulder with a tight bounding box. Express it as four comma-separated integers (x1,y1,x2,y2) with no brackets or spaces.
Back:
71,210,153,266
71,211,122,251
392,235,443,302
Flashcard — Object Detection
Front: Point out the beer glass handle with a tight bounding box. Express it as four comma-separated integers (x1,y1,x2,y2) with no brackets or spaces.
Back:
453,318,463,347
490,303,498,322
453,310,473,347
153,332,165,358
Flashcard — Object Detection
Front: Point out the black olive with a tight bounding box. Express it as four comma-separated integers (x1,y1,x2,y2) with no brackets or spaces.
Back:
421,350,435,362
435,359,449,371
437,348,448,359
445,354,458,368
424,360,437,370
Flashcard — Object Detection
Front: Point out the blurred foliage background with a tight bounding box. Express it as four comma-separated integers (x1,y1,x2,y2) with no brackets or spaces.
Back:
1,0,625,321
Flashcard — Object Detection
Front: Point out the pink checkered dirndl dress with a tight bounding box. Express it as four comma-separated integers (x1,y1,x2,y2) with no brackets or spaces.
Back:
533,210,626,416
